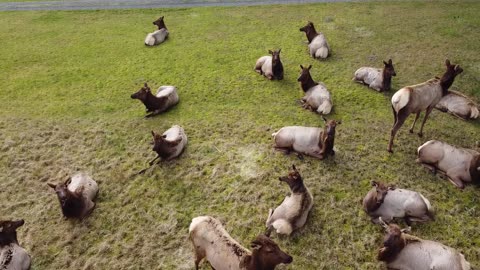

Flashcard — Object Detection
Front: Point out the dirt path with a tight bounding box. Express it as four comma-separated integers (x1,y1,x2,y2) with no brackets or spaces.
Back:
0,0,355,11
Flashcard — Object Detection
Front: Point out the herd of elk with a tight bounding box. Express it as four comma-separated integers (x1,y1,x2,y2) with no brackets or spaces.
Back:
6,13,478,270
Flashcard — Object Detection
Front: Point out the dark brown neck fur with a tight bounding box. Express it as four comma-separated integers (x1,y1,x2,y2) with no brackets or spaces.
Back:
305,26,318,43
144,92,167,112
439,69,457,95
0,232,18,247
364,190,382,213
381,68,392,91
156,20,167,30
301,74,318,92
378,239,406,263
60,192,85,218
470,154,480,183
243,251,275,270
319,127,334,156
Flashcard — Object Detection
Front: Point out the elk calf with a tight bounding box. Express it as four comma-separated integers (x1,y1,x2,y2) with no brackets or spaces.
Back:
299,21,330,59
387,59,463,152
254,49,284,80
189,216,292,270
149,125,187,165
272,117,340,160
266,165,313,235
377,219,471,270
131,83,179,118
353,59,396,92
48,173,99,219
145,16,169,46
0,220,31,270
417,140,480,189
298,65,332,114
363,181,434,226
435,90,479,120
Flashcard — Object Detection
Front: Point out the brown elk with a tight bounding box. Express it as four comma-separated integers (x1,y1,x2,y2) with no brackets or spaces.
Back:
387,59,463,152
130,83,179,118
353,59,396,92
0,220,31,270
254,49,284,80
145,16,169,46
298,65,332,114
299,21,330,59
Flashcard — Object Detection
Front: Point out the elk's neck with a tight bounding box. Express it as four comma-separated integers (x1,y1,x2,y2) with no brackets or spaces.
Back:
381,69,392,91
157,22,167,30
244,251,276,270
0,232,18,247
363,191,383,213
439,72,456,95
305,29,318,43
378,239,406,263
301,76,318,92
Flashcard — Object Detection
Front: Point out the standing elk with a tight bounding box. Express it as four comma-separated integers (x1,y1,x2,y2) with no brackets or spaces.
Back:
189,216,293,270
272,117,340,160
48,173,99,219
387,59,463,152
377,218,471,270
130,83,179,118
299,21,330,59
416,140,480,189
298,65,332,114
144,16,169,46
266,165,313,236
363,181,434,226
254,49,284,80
0,220,31,270
353,59,396,92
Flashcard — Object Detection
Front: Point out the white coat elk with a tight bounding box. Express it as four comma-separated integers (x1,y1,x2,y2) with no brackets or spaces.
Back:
254,49,284,80
48,173,99,219
387,59,463,152
363,181,434,226
130,83,179,118
435,90,479,120
266,165,313,235
149,125,187,164
377,218,471,270
298,65,332,115
272,117,340,160
417,140,480,189
299,21,330,59
144,16,169,46
189,216,293,270
0,220,31,270
353,59,396,92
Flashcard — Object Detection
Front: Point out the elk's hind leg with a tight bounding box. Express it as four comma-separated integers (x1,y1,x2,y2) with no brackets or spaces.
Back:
388,106,410,153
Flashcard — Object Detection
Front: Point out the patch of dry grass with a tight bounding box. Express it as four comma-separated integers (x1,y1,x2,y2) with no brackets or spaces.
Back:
1,1,479,269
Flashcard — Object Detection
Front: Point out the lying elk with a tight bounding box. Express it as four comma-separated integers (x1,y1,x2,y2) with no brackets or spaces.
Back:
254,49,284,80
149,125,187,164
272,117,340,160
0,220,31,270
353,59,396,92
298,64,332,114
435,90,479,120
144,16,169,46
48,173,99,219
363,181,434,226
130,83,179,118
378,218,471,270
189,216,292,270
417,140,480,189
299,21,330,59
388,59,463,152
266,165,313,236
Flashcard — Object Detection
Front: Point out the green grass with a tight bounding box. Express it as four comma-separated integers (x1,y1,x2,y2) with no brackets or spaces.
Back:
1,1,479,269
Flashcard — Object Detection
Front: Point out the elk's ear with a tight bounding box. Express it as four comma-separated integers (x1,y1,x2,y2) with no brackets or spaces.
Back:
383,60,388,66
151,130,156,137
445,59,451,67
292,164,297,171
144,82,148,88
160,16,164,19
322,116,327,122
47,183,56,189
371,181,378,187
268,50,273,54
388,59,392,64
401,227,411,233
308,65,312,70
300,65,304,69
64,177,71,186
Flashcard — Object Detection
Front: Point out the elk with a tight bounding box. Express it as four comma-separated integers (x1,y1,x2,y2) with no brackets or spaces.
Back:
377,218,471,270
48,173,99,219
254,49,284,80
416,140,480,189
387,59,463,152
363,181,434,226
299,21,330,59
435,90,479,120
130,83,179,118
272,117,340,160
266,165,313,236
298,65,332,114
353,59,396,92
189,216,293,270
0,220,31,270
144,16,169,46
149,125,187,164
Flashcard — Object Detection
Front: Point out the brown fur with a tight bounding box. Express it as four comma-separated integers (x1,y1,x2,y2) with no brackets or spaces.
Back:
469,154,480,183
239,235,293,270
0,220,24,247
130,83,170,118
299,21,318,44
153,16,167,30
297,65,318,92
48,178,87,219
319,116,340,158
363,181,393,213
149,130,182,165
381,59,396,91
378,224,420,263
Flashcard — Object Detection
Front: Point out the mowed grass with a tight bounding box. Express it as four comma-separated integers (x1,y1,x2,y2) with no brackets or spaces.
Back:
1,1,479,269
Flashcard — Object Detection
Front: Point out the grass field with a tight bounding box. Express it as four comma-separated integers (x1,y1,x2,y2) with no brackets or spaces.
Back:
1,1,479,269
